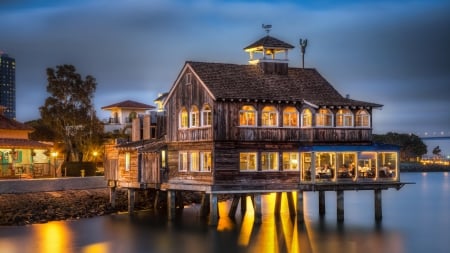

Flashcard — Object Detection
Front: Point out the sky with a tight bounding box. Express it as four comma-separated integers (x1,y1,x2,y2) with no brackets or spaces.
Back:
1,0,450,140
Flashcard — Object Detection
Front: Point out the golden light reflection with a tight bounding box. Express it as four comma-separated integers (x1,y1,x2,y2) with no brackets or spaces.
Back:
33,222,73,253
217,201,235,232
237,211,255,246
82,242,110,253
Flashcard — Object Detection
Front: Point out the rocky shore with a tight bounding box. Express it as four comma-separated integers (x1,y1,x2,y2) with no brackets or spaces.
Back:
0,188,200,226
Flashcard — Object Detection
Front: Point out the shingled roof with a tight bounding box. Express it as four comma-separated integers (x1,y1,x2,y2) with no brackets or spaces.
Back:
186,61,382,108
0,114,34,131
101,100,155,110
244,35,295,50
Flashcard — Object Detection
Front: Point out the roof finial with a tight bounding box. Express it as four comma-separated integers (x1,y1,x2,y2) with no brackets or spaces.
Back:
262,24,272,35
299,38,308,69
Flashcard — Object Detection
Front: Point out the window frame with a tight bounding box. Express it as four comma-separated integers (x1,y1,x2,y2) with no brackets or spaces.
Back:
239,105,257,127
179,152,188,172
283,106,298,127
261,106,278,127
261,152,279,171
179,108,189,129
301,108,313,128
355,109,371,128
190,105,199,128
282,152,299,171
316,108,333,127
336,108,354,128
190,152,200,171
201,104,212,127
239,152,257,171
200,151,212,172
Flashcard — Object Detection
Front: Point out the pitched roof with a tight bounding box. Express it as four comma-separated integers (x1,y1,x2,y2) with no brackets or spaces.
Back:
0,114,34,131
0,138,51,149
244,35,295,50
101,100,155,110
186,61,382,108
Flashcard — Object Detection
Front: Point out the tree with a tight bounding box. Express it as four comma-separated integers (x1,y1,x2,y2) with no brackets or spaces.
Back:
432,146,442,158
39,64,104,162
25,119,56,142
373,132,427,161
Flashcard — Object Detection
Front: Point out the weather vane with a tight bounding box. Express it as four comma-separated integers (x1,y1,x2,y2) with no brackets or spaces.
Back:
299,38,308,69
262,24,272,34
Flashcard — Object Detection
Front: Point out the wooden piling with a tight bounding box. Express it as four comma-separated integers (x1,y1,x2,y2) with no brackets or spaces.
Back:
154,190,160,209
297,190,304,222
337,190,344,222
199,192,210,217
274,192,282,215
209,193,218,226
286,192,296,217
374,189,382,221
229,194,240,217
167,190,176,220
253,194,262,224
240,194,247,215
127,188,135,214
319,191,326,216
109,187,116,209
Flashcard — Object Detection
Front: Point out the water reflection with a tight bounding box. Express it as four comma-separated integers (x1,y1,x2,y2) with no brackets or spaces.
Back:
32,222,72,253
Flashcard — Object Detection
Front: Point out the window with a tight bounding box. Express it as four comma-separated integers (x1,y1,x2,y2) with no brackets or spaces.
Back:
378,152,397,178
190,105,199,127
239,105,256,126
185,73,192,85
316,108,333,127
180,108,188,128
261,106,278,127
200,152,212,172
240,152,257,171
179,152,188,172
315,152,336,179
282,152,299,170
190,152,199,171
301,108,312,127
336,152,356,179
301,152,312,181
356,110,370,127
261,152,279,171
125,152,131,171
283,106,298,127
202,104,212,126
336,109,353,127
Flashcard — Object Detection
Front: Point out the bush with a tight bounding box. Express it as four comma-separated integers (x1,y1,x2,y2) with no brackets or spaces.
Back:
63,162,97,177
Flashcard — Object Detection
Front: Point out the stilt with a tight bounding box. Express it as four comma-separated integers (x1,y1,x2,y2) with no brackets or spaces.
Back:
274,192,282,215
109,187,116,208
167,190,176,220
127,188,135,214
253,194,262,224
229,194,240,218
374,189,382,221
297,190,304,222
154,190,160,209
209,193,218,226
240,194,247,215
319,191,326,216
286,192,296,217
176,191,184,210
199,192,210,217
337,190,344,222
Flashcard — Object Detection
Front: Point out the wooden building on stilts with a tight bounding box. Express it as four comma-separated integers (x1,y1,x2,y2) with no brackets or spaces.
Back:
104,30,405,225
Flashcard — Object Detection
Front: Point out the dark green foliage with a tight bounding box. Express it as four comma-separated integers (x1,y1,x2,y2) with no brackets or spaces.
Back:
373,132,427,161
25,119,56,141
432,146,442,157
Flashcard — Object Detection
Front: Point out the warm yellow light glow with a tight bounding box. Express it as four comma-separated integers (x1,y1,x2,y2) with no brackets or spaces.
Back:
217,201,235,232
82,242,111,253
51,152,58,157
93,151,98,157
33,222,73,253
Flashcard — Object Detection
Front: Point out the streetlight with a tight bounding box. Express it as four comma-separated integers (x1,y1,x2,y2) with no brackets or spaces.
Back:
51,152,58,177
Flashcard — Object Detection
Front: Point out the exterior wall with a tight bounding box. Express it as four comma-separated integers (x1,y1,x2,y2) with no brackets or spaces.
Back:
0,129,29,139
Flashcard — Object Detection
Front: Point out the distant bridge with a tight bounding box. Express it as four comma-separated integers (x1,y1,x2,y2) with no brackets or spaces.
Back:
415,131,450,140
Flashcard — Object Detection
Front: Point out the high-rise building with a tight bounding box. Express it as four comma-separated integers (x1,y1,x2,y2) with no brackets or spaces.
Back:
0,52,16,119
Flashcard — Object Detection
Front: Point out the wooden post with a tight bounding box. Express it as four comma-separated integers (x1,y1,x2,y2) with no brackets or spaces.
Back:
297,190,304,222
254,194,262,224
337,190,344,222
167,190,176,220
319,191,326,216
176,191,184,210
209,193,218,226
274,192,282,215
199,192,210,217
154,190,160,209
240,194,247,216
286,192,296,217
109,187,116,208
374,189,382,221
127,188,135,214
229,194,240,218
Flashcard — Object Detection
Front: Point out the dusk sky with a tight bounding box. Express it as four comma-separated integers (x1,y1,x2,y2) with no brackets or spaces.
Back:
1,0,449,138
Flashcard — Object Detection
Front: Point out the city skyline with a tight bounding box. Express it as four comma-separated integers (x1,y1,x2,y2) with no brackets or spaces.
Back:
1,0,449,137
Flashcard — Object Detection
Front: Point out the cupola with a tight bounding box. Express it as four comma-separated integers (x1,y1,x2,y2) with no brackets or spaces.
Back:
243,25,294,75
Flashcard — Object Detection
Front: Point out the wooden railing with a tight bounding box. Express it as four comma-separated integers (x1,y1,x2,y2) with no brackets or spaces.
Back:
177,127,213,141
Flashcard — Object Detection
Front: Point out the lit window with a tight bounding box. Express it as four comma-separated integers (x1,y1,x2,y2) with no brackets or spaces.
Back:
282,152,299,170
202,104,212,126
179,152,188,172
239,105,256,126
262,106,278,127
180,108,188,128
190,105,199,127
301,108,312,127
125,152,131,171
336,109,353,127
190,152,199,171
283,106,298,127
355,110,370,127
316,108,333,127
240,152,257,171
261,152,279,171
200,152,212,172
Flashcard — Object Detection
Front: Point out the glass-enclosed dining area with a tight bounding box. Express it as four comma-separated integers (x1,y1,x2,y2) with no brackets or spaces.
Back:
300,144,399,183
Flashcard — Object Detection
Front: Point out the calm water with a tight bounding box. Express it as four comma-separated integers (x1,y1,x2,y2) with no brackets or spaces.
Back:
0,172,449,253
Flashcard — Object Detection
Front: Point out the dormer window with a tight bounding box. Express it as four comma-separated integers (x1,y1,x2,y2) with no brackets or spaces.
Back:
316,108,333,127
239,105,256,126
356,109,370,128
185,73,192,85
190,105,199,127
180,108,188,128
301,108,312,128
283,106,298,127
261,106,278,127
336,109,353,127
